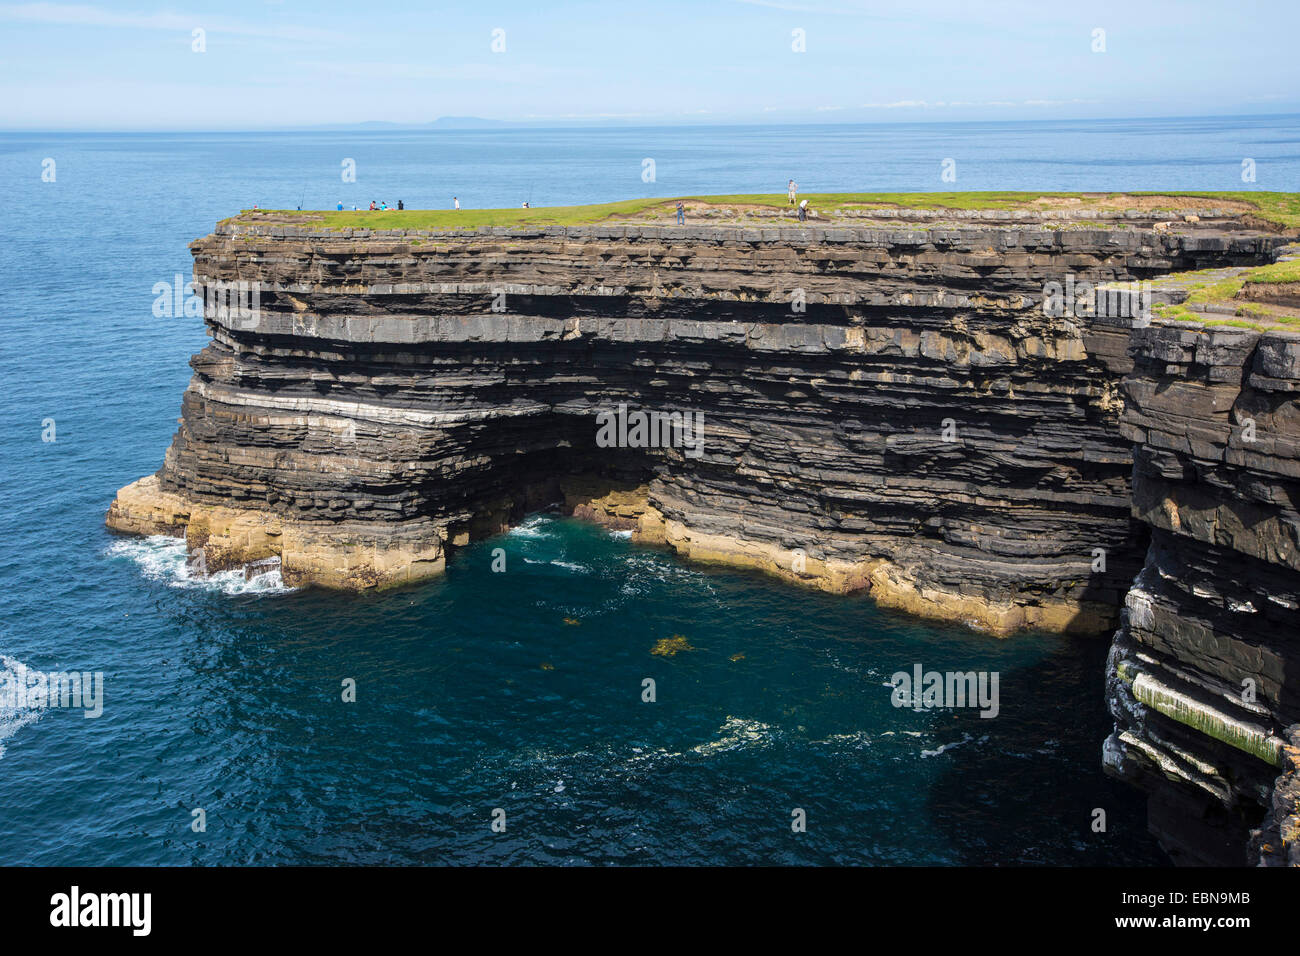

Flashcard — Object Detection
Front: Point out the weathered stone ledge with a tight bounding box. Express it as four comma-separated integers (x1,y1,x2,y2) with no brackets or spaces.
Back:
214,220,1287,253
1104,320,1300,864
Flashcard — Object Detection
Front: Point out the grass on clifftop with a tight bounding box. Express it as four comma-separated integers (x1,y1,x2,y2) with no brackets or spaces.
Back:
1131,191,1300,230
1151,302,1300,331
1152,253,1300,331
251,198,664,230
240,190,1300,232
1242,258,1300,283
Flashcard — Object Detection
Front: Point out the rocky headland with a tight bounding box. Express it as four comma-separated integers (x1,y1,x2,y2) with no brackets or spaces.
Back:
107,194,1300,864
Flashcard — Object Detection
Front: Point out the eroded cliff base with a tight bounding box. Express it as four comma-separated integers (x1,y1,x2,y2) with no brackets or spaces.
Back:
109,466,1121,637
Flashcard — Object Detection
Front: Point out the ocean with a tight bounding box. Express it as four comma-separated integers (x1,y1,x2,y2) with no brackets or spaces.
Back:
3,114,1297,865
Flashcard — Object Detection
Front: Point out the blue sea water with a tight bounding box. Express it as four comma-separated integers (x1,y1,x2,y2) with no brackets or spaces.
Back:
2,115,1296,866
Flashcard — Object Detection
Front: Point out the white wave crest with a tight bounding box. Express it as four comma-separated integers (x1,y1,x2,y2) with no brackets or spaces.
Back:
507,515,555,539
106,535,294,596
920,733,987,758
0,655,45,761
691,716,778,756
550,560,590,573
816,731,873,749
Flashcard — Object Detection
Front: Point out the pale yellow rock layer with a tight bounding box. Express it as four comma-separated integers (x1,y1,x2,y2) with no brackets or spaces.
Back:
561,484,1108,636
108,474,1106,633
106,475,445,590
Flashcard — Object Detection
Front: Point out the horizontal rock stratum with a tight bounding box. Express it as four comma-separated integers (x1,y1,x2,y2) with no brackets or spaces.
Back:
1104,322,1300,865
110,211,1285,627
108,203,1300,864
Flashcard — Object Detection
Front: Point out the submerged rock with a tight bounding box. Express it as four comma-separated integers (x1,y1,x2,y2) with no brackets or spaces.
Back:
651,636,694,657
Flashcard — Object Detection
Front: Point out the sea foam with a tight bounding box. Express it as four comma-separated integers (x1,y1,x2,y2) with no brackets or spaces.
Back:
0,655,45,761
106,535,294,596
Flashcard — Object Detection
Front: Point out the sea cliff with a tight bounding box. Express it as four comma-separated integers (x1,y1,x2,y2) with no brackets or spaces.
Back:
107,197,1300,863
109,205,1281,624
1104,321,1300,864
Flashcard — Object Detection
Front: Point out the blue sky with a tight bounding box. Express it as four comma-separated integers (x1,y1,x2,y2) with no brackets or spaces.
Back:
2,0,1298,129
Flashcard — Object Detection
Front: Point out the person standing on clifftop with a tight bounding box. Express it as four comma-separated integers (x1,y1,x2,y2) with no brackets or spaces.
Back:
675,201,685,225
454,197,460,210
397,200,404,211
798,198,808,222
788,179,797,205
337,201,343,211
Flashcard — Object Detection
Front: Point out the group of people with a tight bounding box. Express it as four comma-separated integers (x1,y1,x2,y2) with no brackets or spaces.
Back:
331,200,406,211
668,181,809,226
316,185,811,220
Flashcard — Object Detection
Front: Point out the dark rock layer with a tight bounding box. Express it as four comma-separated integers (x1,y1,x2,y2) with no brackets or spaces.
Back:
1103,322,1300,865
105,215,1300,863
110,219,1280,631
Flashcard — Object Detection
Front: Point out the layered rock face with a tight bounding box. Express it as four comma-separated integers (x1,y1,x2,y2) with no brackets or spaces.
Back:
1103,322,1300,865
108,216,1284,636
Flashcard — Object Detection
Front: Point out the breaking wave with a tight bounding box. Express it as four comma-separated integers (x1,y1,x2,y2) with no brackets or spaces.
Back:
105,535,294,596
0,655,44,761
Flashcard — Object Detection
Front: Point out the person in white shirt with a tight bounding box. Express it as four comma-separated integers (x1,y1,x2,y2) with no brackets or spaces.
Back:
454,197,460,210
798,198,809,222
788,179,797,205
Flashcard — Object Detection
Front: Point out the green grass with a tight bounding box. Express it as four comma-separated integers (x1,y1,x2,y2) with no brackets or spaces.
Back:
1150,303,1294,331
235,190,1300,233
671,190,1099,210
1152,255,1300,331
243,198,667,231
707,190,1300,225
1185,276,1245,304
1131,191,1300,230
1242,258,1300,283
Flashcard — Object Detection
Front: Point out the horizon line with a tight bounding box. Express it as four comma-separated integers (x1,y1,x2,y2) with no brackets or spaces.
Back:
3,109,1298,135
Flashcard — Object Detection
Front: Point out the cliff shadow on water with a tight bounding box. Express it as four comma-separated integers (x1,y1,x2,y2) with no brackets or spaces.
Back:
88,510,1169,865
921,629,1170,865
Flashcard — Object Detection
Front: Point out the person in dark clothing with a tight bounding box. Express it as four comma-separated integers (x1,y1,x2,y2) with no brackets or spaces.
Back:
397,200,404,210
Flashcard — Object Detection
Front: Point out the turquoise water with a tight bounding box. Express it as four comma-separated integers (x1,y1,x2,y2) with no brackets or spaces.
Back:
7,115,1294,866
1,516,1162,865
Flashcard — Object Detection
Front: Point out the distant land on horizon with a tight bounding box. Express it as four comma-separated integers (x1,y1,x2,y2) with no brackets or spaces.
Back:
317,110,1300,130
11,109,1296,135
